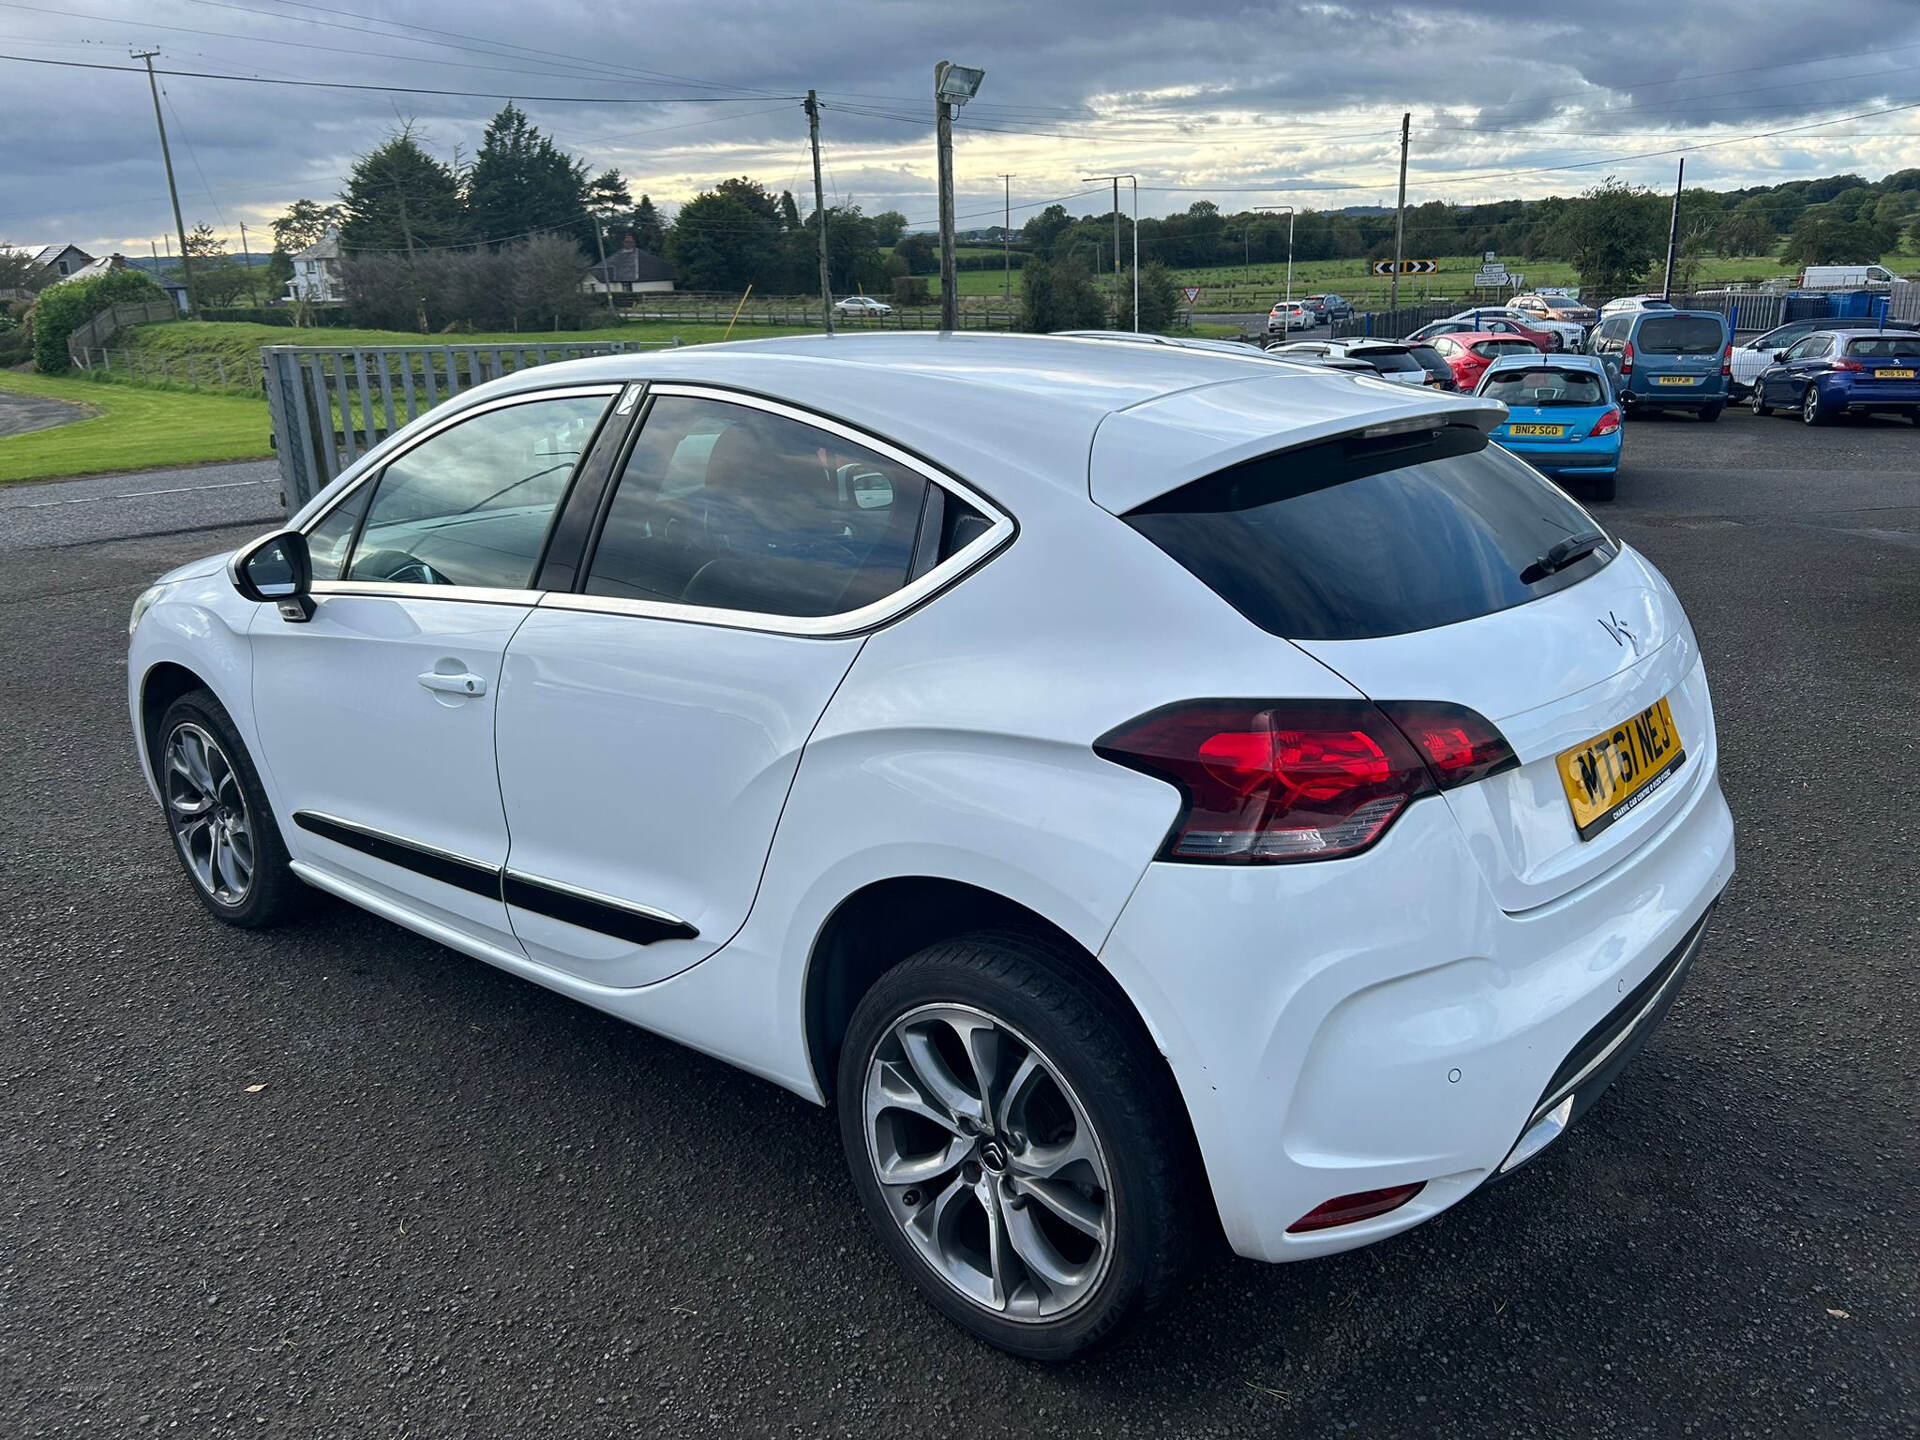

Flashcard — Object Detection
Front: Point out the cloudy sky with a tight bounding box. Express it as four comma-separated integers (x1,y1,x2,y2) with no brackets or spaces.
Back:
5,0,1920,256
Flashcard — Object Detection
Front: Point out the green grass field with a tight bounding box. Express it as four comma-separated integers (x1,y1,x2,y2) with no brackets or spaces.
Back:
0,368,275,484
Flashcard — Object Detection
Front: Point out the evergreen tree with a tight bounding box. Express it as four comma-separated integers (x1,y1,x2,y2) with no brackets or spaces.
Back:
340,126,469,255
466,103,592,252
666,182,784,291
585,168,633,256
1019,254,1108,332
628,195,666,253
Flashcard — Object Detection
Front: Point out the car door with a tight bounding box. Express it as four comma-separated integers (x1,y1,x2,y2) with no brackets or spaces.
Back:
1774,335,1827,401
249,385,622,954
492,386,1009,988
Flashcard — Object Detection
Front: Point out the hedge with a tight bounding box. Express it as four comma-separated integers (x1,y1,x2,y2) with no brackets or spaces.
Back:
30,269,165,374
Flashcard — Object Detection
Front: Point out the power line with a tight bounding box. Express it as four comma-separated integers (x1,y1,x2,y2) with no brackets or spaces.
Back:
0,52,801,102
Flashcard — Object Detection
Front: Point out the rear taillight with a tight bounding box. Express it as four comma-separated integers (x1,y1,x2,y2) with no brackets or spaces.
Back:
1621,341,1634,374
1376,701,1520,786
1832,358,1865,372
1721,343,1732,377
1590,408,1622,436
1095,700,1515,864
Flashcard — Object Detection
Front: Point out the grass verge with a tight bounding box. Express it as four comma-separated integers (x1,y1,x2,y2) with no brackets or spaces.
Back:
0,368,272,484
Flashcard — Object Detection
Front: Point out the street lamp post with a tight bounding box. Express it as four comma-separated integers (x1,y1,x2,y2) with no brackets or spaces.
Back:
1255,205,1295,315
934,60,986,333
1083,174,1137,331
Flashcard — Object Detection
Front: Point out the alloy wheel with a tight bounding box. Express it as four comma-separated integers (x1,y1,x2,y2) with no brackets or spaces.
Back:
163,722,255,907
862,1003,1113,1322
1802,385,1821,424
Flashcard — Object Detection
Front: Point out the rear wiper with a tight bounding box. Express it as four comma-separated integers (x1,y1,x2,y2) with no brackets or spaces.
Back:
1520,530,1611,584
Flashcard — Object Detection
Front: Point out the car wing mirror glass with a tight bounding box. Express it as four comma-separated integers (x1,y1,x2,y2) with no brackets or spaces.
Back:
1773,350,1788,362
231,528,315,622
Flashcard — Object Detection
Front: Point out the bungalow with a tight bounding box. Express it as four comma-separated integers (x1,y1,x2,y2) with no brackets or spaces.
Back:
27,243,94,278
286,228,344,304
585,236,675,296
50,253,190,313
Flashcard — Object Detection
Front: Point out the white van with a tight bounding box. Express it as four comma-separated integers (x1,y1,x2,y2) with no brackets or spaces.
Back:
1797,264,1897,289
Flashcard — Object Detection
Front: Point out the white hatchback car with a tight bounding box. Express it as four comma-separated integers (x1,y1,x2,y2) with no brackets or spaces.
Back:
129,334,1734,1359
833,295,893,317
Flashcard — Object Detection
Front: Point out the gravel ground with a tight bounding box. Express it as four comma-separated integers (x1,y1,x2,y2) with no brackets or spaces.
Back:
0,388,91,440
1,411,1915,1438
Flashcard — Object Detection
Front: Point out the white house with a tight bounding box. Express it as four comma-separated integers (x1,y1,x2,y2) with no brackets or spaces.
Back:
286,228,344,304
585,236,675,296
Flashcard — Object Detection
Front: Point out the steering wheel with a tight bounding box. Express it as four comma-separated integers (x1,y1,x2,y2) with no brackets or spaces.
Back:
351,549,451,585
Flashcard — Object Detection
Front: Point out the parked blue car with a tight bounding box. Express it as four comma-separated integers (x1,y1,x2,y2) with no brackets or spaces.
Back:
1749,328,1920,425
1476,353,1623,501
1586,309,1730,420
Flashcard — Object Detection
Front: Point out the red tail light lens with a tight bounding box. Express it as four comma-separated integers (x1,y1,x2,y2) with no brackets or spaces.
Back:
1621,341,1634,374
1287,1181,1425,1233
1590,408,1622,436
1377,701,1520,787
1097,701,1457,864
1720,342,1732,377
1831,358,1864,372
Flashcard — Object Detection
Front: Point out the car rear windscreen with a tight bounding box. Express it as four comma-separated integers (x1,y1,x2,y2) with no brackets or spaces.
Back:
1846,337,1920,358
1479,368,1607,406
1636,315,1723,354
1474,339,1538,358
1124,425,1615,641
1350,348,1423,373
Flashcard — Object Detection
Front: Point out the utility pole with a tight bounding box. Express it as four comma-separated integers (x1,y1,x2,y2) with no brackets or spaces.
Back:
806,90,834,335
1662,156,1685,301
933,61,984,333
237,221,258,306
1390,111,1410,314
999,173,1013,300
591,215,615,318
133,49,195,318
1084,174,1139,329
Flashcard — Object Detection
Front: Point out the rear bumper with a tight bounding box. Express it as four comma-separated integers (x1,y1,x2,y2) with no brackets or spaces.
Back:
1624,382,1726,408
1835,386,1920,411
1496,438,1620,475
1098,745,1735,1264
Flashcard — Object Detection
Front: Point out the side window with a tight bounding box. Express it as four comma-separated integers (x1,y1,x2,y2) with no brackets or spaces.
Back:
305,483,371,581
584,395,933,619
1783,337,1822,361
344,394,609,590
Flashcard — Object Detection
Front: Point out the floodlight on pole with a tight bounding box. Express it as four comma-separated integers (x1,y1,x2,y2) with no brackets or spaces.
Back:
1083,174,1137,331
1254,205,1295,314
934,60,985,332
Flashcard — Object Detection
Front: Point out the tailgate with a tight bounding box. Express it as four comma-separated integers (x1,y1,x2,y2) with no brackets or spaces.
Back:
1296,546,1713,911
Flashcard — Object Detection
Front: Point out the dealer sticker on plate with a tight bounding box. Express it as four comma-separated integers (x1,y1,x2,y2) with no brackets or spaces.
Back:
1556,697,1686,841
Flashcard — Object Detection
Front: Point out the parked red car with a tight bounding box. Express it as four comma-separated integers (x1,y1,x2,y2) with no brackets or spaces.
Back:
1426,332,1543,389
1408,316,1562,352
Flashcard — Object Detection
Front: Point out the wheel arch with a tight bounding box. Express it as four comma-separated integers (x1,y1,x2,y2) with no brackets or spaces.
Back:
138,660,213,788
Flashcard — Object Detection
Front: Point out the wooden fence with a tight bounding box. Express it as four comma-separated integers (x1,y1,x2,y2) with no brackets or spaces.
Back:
264,340,672,510
77,345,265,392
66,298,179,366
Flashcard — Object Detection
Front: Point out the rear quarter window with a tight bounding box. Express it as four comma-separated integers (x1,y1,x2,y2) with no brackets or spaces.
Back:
1125,426,1614,642
1636,315,1724,355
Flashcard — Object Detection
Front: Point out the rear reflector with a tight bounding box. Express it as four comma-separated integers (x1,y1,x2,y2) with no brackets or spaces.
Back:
1287,1182,1426,1233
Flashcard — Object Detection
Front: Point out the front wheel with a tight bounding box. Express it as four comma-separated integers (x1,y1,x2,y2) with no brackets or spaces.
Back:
1751,384,1772,417
156,691,303,927
837,933,1199,1360
1801,384,1827,425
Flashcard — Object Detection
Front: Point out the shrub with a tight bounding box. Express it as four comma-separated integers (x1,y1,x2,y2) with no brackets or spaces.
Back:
30,268,164,373
1018,255,1107,333
889,276,931,307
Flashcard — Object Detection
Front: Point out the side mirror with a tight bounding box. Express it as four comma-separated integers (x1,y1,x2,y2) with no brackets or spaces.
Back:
230,529,314,622
1773,350,1789,362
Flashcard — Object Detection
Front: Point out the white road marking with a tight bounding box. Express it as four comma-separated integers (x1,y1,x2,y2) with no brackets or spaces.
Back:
12,479,269,510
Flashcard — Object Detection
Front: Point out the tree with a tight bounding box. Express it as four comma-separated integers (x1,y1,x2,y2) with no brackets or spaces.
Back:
1021,203,1073,259
627,195,666,253
467,103,593,252
585,168,633,255
1552,177,1665,294
665,182,784,291
1719,198,1776,257
29,266,163,373
871,210,909,247
1018,254,1107,332
182,224,254,309
1115,262,1181,332
893,232,936,275
1779,210,1893,266
340,125,468,255
268,198,344,293
0,246,51,297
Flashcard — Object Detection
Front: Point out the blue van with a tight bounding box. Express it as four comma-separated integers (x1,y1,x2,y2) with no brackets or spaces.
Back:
1586,309,1730,420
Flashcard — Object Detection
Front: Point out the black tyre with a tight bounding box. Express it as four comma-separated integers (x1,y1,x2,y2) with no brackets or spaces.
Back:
1801,384,1827,425
1750,384,1772,417
837,932,1200,1360
1698,402,1723,423
155,690,304,928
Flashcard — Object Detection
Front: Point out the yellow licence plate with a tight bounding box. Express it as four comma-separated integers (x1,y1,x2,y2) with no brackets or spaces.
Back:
1556,697,1686,841
1509,423,1565,437
1655,375,1696,386
1877,368,1916,379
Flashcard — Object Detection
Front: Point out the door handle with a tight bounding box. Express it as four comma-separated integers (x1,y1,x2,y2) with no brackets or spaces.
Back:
418,670,487,697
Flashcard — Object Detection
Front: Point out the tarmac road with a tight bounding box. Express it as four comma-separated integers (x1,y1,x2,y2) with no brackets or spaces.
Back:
1,410,1915,1438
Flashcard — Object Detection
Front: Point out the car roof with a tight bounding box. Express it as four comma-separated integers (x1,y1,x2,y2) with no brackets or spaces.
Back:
1482,352,1606,373
442,331,1501,514
1821,328,1920,341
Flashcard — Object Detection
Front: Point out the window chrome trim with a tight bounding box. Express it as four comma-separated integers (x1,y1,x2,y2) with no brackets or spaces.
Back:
542,382,1017,639
295,382,625,538
308,580,544,607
